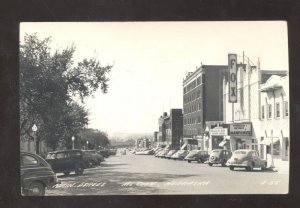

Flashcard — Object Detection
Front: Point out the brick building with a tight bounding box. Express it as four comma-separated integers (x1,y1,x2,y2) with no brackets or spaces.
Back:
157,109,183,149
182,65,228,149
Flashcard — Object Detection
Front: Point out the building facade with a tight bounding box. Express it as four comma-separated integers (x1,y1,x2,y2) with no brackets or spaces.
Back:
157,109,183,149
222,56,288,161
182,65,228,149
260,75,289,161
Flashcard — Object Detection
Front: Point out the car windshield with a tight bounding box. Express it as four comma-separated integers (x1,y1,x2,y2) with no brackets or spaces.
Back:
234,150,247,155
212,150,221,153
46,153,55,159
189,150,200,156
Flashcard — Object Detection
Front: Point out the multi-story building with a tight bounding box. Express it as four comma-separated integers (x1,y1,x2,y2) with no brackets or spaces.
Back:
136,138,151,149
222,56,288,161
157,109,183,149
260,75,289,161
182,65,228,149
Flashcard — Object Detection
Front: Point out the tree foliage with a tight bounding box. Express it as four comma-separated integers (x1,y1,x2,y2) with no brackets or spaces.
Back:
76,128,110,150
20,34,112,151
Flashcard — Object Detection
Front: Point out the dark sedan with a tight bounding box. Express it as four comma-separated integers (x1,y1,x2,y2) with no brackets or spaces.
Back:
21,152,58,196
184,150,209,163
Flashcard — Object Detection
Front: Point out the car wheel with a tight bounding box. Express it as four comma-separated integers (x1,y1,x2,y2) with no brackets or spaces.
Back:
188,160,191,163
75,164,84,175
28,181,45,196
229,166,234,171
261,162,267,170
209,163,213,166
246,163,254,171
63,171,70,176
221,160,226,167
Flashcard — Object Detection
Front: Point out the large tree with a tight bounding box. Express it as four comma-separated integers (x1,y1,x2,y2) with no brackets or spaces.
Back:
20,34,112,151
76,128,110,150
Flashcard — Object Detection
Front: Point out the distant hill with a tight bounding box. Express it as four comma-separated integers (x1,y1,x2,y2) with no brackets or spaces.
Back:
109,132,153,140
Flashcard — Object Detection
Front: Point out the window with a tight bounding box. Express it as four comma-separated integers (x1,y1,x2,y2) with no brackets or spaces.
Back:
197,116,201,123
276,102,280,118
261,105,265,119
56,153,66,159
198,102,202,110
284,101,289,117
22,155,38,165
268,104,272,119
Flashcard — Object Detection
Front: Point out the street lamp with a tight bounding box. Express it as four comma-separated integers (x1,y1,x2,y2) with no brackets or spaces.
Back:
31,124,38,154
204,126,209,152
86,141,89,150
72,136,75,150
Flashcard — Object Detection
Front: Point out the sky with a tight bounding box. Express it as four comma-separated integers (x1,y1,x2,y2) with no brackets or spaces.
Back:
20,21,289,137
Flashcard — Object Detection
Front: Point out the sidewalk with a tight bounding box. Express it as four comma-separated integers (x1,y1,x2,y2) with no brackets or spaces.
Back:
272,158,289,174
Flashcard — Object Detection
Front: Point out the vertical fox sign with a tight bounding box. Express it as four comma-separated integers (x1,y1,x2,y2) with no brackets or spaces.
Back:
228,54,237,103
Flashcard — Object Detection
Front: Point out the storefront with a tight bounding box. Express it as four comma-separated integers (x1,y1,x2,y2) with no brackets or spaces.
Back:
209,124,230,151
228,122,253,151
260,130,289,161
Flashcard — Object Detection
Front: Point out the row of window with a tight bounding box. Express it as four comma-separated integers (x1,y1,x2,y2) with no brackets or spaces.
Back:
183,90,202,104
183,75,204,94
183,116,202,125
184,102,202,114
261,101,288,119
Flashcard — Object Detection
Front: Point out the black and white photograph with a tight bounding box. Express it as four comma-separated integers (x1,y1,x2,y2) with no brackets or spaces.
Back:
19,21,289,196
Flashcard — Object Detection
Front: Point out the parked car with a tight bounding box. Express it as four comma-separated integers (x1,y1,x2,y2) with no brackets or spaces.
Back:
226,149,267,171
171,150,190,160
184,150,209,163
86,150,105,164
82,150,98,168
154,148,164,157
208,149,232,166
157,149,171,158
21,152,58,196
135,149,155,155
46,149,85,175
108,149,117,156
98,149,110,158
165,150,178,159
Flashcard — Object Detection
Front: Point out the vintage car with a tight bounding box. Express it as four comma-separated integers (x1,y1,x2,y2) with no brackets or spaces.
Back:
171,150,190,160
86,150,105,164
98,149,110,158
154,148,164,157
156,149,170,158
135,149,155,155
46,149,85,175
165,150,178,159
184,150,209,163
21,152,58,196
208,149,232,166
226,149,267,171
82,150,98,168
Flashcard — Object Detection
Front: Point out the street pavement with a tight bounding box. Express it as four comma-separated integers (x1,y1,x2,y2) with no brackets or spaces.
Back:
46,151,289,195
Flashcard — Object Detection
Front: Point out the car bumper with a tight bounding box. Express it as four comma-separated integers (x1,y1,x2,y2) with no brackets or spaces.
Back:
226,163,248,167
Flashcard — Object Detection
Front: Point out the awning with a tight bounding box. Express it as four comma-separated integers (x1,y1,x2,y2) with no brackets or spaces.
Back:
260,137,280,145
219,140,228,147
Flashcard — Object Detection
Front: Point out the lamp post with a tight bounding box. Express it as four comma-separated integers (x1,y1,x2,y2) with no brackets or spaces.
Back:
205,126,209,152
72,136,75,150
86,141,89,150
32,124,38,154
270,130,275,168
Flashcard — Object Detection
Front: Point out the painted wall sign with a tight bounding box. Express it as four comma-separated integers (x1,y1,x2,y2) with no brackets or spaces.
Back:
228,54,237,103
229,123,252,136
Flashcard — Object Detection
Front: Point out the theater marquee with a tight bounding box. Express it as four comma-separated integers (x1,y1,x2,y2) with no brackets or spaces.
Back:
228,53,237,103
229,123,252,136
